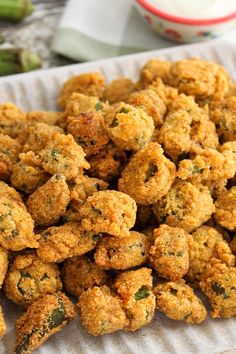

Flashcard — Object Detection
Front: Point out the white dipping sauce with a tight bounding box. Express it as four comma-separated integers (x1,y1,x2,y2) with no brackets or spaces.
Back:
148,0,236,19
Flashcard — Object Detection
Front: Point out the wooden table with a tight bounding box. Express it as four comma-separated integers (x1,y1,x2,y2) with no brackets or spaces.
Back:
0,0,75,69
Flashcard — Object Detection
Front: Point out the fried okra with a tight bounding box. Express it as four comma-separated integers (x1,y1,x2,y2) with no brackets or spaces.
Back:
0,134,21,180
114,267,155,332
15,292,76,354
26,174,70,227
118,142,176,205
0,103,26,140
0,304,6,338
153,180,215,232
27,111,65,128
61,255,109,297
103,78,136,104
154,280,207,324
87,142,127,182
127,89,166,127
4,253,62,307
67,111,109,157
80,190,137,237
58,72,105,108
200,261,236,318
37,222,100,263
94,231,151,270
140,59,171,86
77,285,127,335
214,187,236,231
149,225,190,281
0,246,8,288
39,133,90,180
148,78,178,107
63,93,108,118
105,102,154,151
187,226,235,286
0,180,23,201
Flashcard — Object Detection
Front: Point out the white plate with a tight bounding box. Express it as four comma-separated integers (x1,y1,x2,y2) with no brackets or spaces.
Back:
0,39,236,354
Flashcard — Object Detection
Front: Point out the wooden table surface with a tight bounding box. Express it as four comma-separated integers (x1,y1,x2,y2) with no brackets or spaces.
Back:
0,0,75,69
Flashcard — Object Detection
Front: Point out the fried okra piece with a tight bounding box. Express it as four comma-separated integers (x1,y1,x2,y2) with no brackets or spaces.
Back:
58,72,105,108
149,225,190,281
200,261,236,318
187,226,235,286
77,285,127,336
114,268,155,332
61,255,109,297
140,59,171,86
153,180,215,232
127,89,166,128
154,280,207,324
0,103,26,140
103,78,136,104
4,253,62,307
230,235,236,254
148,78,178,107
118,142,176,205
26,174,70,227
105,102,154,151
214,187,236,231
0,180,23,201
0,246,8,288
27,111,65,128
67,111,109,157
37,222,100,263
11,152,49,194
87,142,127,182
63,93,108,118
39,133,90,180
94,231,152,270
0,134,21,180
15,292,76,354
80,190,137,237
0,304,6,338
0,196,37,251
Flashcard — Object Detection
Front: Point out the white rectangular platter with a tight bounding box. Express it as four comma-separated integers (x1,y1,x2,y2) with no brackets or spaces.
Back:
0,39,236,354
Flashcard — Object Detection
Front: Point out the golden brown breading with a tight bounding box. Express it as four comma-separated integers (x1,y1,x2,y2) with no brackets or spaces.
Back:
0,246,8,288
118,142,176,205
0,103,26,140
0,134,21,181
149,225,190,281
4,253,62,307
214,186,236,231
63,93,108,118
15,292,76,353
61,255,109,297
154,280,207,324
37,222,100,263
58,72,105,108
27,111,65,128
105,102,154,151
0,180,22,201
103,78,136,104
0,304,6,338
26,174,70,227
94,231,151,270
114,267,155,332
153,180,215,232
148,78,178,107
80,190,137,237
140,59,171,86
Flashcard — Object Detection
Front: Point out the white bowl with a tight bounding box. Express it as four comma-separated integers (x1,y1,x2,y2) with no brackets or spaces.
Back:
135,0,236,43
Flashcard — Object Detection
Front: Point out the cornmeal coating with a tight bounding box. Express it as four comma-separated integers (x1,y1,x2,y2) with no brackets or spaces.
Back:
26,174,70,226
67,111,109,157
4,253,62,307
0,134,21,180
105,102,154,151
15,292,76,354
118,142,176,205
153,180,215,232
80,190,137,237
127,89,166,127
149,225,189,281
153,280,207,324
11,152,49,194
37,222,100,263
63,93,108,118
0,304,6,338
58,72,105,108
27,111,65,128
140,59,171,86
0,196,37,251
0,180,23,202
77,285,127,336
103,78,136,104
0,103,26,140
114,267,155,332
61,255,109,297
148,78,178,107
214,187,236,231
94,231,151,270
0,246,8,288
187,226,235,286
200,261,236,318
39,133,90,180
88,142,127,182
230,235,236,254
